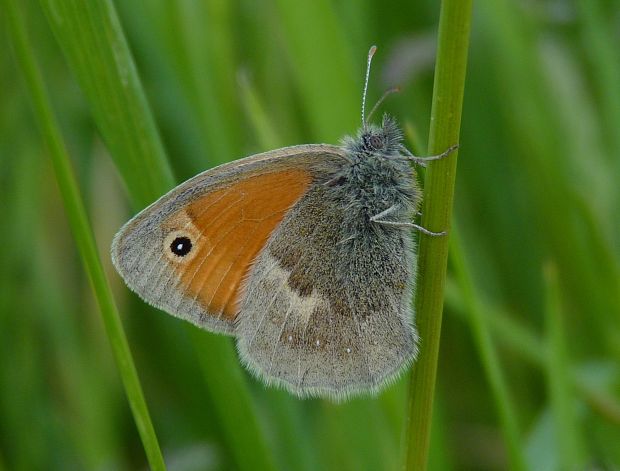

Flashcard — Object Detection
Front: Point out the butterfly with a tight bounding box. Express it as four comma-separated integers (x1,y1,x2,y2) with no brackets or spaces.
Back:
111,46,456,401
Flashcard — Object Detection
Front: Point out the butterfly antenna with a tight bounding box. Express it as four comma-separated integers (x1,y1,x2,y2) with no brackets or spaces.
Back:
366,86,400,124
361,45,377,128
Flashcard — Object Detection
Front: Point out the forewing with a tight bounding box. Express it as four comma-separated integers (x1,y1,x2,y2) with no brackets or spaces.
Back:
111,145,344,334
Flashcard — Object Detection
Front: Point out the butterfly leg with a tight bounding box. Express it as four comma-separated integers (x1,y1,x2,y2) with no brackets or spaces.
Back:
370,205,446,236
401,143,459,167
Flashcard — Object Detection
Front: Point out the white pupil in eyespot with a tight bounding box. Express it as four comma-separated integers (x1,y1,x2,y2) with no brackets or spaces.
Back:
170,236,192,256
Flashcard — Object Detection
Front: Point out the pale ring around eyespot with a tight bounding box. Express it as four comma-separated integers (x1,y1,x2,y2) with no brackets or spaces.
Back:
164,230,199,263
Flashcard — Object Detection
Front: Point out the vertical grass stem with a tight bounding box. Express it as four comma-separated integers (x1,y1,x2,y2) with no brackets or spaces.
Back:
403,1,473,469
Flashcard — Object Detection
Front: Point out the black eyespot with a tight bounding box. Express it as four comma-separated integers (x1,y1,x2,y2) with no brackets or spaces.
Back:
170,236,192,257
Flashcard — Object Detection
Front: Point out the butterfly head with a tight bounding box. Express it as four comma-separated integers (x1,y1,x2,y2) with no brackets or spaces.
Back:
342,114,404,161
351,45,405,160
362,114,403,154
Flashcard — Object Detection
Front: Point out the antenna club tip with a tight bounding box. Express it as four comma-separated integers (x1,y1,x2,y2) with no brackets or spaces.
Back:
368,45,377,58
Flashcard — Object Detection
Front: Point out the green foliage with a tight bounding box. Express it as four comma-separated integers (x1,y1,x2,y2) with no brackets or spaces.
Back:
1,0,619,470
3,0,165,469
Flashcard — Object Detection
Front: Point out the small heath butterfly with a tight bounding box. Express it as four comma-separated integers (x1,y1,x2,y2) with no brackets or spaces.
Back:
111,46,456,401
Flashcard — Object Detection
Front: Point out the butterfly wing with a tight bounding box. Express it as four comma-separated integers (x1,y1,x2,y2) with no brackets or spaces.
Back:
111,144,345,334
236,173,418,400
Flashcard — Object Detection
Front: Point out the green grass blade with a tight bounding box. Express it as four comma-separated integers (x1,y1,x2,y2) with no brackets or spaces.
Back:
272,0,358,142
239,71,282,151
449,229,527,471
161,0,238,165
38,0,175,207
445,279,620,427
0,145,49,470
3,2,166,469
192,332,277,471
427,394,454,471
34,2,279,469
445,279,544,366
477,0,620,346
576,0,620,169
543,263,588,468
403,1,472,469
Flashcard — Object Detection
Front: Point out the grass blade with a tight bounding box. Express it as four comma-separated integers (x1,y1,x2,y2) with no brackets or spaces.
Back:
38,0,175,207
444,279,620,427
576,0,620,170
449,229,527,470
543,263,588,468
403,1,472,469
35,2,279,469
191,332,278,471
272,0,358,141
3,1,166,469
238,71,282,151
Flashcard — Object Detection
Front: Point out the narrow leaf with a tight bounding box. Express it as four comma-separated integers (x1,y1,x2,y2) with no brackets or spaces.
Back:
403,1,473,469
4,1,166,469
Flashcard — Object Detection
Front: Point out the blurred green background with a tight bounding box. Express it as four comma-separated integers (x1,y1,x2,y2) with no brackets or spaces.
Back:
1,0,619,470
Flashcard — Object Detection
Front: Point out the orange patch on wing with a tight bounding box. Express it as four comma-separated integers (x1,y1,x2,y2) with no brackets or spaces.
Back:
176,170,312,320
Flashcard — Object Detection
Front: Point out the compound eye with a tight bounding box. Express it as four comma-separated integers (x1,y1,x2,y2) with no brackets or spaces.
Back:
363,133,383,150
170,236,192,257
